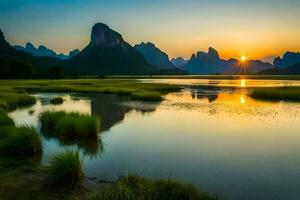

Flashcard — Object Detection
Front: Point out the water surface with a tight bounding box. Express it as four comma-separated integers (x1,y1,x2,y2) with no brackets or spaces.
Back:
9,79,300,200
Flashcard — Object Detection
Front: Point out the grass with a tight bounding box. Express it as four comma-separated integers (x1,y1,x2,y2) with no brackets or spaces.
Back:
50,97,64,105
130,91,163,101
0,92,36,111
0,125,42,158
250,87,300,101
49,150,83,187
0,79,180,102
40,111,100,139
87,175,218,200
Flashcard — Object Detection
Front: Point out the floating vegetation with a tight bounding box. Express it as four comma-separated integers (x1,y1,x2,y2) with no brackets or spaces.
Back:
50,97,64,105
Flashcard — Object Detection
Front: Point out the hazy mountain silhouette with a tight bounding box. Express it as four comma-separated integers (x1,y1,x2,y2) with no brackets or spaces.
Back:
273,51,300,68
183,47,274,74
65,23,156,75
171,57,188,68
14,43,79,60
134,42,176,69
260,62,300,75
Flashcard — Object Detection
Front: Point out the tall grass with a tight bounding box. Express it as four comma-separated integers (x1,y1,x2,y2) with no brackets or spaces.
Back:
0,112,14,127
0,126,42,158
87,175,218,200
0,93,36,111
49,150,83,187
40,111,100,139
250,87,300,101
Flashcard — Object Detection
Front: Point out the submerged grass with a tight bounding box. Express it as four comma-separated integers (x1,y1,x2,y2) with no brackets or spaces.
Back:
50,97,64,105
49,150,83,187
87,175,218,200
250,87,300,101
40,111,100,139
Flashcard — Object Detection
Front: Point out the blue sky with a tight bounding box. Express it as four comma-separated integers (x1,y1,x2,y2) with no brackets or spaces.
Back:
1,0,300,61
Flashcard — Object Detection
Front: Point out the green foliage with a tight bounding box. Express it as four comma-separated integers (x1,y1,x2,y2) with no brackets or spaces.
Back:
0,92,36,111
87,175,218,200
130,91,163,101
250,87,300,101
50,97,64,105
0,59,36,79
40,111,100,139
0,79,180,102
0,112,14,127
49,150,83,187
0,126,42,158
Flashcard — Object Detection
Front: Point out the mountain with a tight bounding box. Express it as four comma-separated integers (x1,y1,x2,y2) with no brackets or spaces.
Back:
66,23,155,75
14,43,79,60
69,49,80,57
171,57,188,68
183,47,274,74
273,51,300,68
134,42,176,69
260,63,300,75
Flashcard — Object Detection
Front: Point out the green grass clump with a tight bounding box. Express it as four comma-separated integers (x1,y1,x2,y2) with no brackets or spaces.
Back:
130,91,163,101
40,111,100,139
250,87,300,101
50,97,64,105
0,112,14,127
49,150,83,187
87,175,218,200
0,93,36,111
0,126,42,158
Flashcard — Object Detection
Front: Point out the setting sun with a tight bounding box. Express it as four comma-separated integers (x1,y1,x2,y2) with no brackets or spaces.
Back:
241,56,247,62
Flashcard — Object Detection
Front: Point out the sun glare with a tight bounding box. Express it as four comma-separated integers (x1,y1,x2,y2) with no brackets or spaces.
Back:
241,56,246,62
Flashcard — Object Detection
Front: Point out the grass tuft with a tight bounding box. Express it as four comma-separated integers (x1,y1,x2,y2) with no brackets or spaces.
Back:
0,126,42,158
40,111,100,139
87,175,218,200
49,150,83,187
50,97,64,105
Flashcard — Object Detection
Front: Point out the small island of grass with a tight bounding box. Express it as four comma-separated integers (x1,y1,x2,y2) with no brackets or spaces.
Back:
250,87,300,101
50,97,64,105
40,111,100,139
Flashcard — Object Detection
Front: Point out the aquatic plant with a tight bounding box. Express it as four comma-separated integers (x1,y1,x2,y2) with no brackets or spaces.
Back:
0,92,36,111
40,111,100,139
130,91,163,101
50,97,64,105
250,87,300,101
49,150,83,187
87,175,218,200
0,112,14,127
0,126,42,158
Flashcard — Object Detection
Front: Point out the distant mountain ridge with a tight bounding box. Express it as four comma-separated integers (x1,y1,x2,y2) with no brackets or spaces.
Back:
134,42,176,69
14,42,80,60
183,47,274,74
171,57,188,69
273,51,300,68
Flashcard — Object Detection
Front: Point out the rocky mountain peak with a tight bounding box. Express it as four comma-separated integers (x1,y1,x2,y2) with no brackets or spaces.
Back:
90,23,124,48
208,47,219,59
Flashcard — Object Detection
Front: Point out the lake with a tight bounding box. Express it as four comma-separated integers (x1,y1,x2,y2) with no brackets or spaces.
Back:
8,79,300,200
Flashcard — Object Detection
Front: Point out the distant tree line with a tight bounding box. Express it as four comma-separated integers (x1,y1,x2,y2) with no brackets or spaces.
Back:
0,59,78,79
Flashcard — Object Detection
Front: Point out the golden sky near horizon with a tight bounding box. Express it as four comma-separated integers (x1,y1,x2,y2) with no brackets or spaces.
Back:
1,0,300,62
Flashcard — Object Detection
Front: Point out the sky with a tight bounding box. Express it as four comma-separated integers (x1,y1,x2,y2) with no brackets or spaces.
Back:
1,0,300,62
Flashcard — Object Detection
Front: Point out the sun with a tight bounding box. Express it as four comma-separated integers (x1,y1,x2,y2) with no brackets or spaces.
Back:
241,56,247,62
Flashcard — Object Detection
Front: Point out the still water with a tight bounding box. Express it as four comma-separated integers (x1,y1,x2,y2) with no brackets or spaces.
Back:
8,79,300,200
